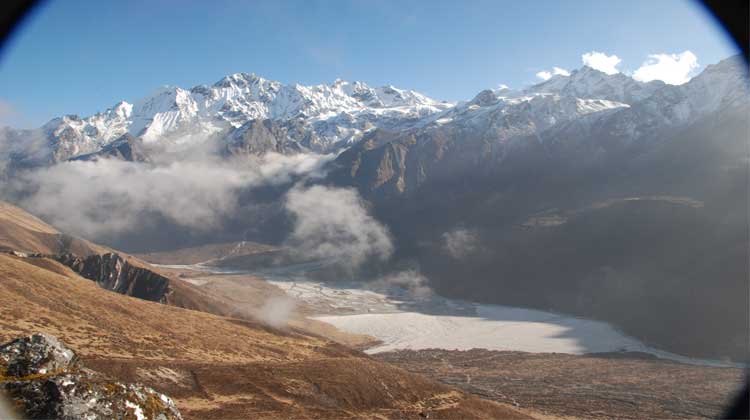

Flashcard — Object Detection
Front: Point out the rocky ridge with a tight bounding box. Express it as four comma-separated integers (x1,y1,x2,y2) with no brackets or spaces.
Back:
5,74,452,164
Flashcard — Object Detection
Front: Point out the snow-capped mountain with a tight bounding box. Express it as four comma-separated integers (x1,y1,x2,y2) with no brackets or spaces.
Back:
329,55,747,197
420,90,629,145
525,65,665,104
19,74,452,162
3,55,746,169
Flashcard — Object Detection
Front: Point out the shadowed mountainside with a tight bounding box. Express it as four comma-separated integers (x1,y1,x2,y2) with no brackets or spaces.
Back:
326,88,749,361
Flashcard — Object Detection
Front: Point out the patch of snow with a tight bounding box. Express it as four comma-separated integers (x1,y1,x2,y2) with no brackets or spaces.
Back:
125,400,145,420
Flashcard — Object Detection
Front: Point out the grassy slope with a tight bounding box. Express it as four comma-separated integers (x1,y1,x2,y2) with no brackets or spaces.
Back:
0,254,531,419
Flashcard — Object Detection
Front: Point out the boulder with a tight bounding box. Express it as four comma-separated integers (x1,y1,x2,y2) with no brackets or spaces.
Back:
0,333,77,377
0,334,182,420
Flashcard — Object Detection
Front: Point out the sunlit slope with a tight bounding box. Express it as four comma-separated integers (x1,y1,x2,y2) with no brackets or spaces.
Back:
0,201,377,349
0,201,104,255
0,253,531,419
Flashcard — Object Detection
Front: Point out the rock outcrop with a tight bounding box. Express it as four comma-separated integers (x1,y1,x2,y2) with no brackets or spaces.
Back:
225,118,308,156
56,253,171,303
0,333,182,420
0,334,78,378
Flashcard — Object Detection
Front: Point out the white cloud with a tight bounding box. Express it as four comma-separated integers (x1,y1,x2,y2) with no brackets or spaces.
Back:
10,152,333,238
368,269,433,300
632,51,699,85
442,228,479,259
536,71,552,81
581,51,622,75
256,295,296,328
284,184,393,270
535,67,570,81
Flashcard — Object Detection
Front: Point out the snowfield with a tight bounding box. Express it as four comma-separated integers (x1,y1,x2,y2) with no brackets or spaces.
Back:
313,299,740,367
265,277,737,366
315,308,645,355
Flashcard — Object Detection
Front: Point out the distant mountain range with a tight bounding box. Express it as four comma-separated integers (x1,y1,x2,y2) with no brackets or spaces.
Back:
3,74,451,164
3,55,745,168
1,55,747,362
329,56,747,198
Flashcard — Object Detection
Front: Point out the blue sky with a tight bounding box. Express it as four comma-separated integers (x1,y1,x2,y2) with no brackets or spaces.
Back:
0,0,739,127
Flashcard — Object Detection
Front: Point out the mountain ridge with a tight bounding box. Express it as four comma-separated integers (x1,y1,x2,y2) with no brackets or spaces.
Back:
3,55,743,168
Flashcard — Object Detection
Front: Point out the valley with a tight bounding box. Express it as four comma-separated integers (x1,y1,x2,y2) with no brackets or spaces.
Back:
143,253,746,419
154,259,743,366
0,252,531,420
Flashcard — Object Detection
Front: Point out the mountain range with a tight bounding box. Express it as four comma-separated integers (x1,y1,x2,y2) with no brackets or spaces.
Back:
1,55,747,362
2,56,744,169
3,75,451,165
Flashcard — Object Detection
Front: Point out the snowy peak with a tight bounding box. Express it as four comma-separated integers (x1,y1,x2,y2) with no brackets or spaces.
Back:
681,55,749,115
8,55,746,165
29,73,452,160
431,91,629,145
527,65,665,104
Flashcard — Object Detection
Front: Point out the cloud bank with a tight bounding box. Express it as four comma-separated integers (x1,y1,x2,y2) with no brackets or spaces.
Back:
633,51,699,85
284,184,393,269
581,51,622,75
8,152,332,238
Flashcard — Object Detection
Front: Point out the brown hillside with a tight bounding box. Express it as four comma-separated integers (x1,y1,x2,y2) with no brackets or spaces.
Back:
0,201,376,349
0,201,104,256
0,254,532,419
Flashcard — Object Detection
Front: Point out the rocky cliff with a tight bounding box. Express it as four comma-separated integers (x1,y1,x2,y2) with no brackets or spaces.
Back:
55,253,172,303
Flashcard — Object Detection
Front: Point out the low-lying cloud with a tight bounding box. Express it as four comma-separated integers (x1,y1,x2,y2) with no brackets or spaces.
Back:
7,152,332,238
633,51,699,85
256,295,296,328
0,128,51,177
442,227,479,259
284,184,393,270
368,269,433,300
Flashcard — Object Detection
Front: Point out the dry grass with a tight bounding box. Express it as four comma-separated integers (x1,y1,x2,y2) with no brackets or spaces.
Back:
0,254,532,419
378,349,745,419
0,201,105,255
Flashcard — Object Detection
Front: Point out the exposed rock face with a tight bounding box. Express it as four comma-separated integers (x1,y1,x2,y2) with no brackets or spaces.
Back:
225,118,307,156
71,133,151,163
56,253,171,303
0,334,182,420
